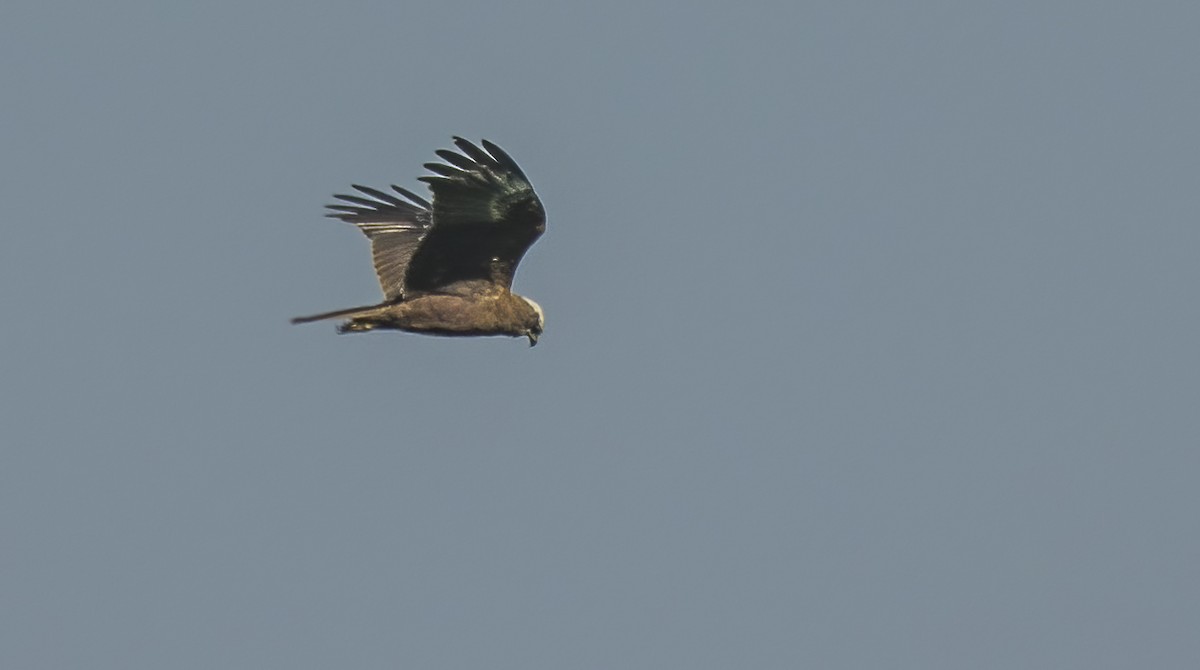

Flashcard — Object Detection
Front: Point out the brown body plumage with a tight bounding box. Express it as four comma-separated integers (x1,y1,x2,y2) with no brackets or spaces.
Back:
293,286,543,341
292,137,546,345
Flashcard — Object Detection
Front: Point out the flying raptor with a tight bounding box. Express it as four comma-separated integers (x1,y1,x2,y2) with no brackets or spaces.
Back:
292,137,546,345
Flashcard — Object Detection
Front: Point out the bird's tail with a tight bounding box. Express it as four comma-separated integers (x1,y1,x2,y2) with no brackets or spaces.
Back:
290,302,388,325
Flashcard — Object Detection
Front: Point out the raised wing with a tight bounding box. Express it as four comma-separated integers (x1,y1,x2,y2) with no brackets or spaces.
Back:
405,137,545,295
325,184,432,301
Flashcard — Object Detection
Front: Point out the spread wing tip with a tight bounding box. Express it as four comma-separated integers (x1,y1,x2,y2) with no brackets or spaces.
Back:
323,181,433,224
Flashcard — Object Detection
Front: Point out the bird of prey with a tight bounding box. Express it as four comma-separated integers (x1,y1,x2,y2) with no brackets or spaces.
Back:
292,137,546,346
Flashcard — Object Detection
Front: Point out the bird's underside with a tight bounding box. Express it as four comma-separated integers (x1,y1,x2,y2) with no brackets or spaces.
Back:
292,137,546,346
292,288,544,345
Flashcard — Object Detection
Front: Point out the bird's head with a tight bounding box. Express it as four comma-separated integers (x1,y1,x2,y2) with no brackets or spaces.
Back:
520,296,544,346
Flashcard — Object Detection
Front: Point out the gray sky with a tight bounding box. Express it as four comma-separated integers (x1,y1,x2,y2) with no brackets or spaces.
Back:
3,2,1198,668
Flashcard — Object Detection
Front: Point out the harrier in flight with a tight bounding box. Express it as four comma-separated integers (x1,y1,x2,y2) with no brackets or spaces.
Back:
292,137,546,345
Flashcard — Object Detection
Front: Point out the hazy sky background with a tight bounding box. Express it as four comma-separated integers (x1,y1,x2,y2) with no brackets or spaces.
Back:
3,2,1198,668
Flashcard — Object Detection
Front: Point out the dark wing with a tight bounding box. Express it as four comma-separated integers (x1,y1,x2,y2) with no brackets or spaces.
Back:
404,137,545,295
325,184,432,301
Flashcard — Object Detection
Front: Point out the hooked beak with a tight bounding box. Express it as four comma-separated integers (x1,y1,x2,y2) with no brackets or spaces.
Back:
527,330,539,347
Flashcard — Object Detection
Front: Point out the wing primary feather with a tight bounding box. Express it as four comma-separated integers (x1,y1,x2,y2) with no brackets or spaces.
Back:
452,137,499,169
481,140,530,181
352,184,410,208
391,185,431,208
423,162,464,177
332,193,387,208
435,149,481,172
